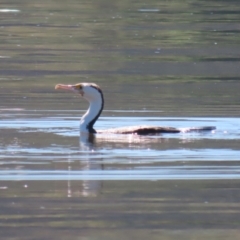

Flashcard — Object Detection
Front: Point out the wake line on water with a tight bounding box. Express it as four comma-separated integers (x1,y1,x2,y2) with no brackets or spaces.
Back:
1,168,240,181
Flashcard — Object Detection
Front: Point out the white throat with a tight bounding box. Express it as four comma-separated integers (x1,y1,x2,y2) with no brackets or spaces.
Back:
80,90,104,133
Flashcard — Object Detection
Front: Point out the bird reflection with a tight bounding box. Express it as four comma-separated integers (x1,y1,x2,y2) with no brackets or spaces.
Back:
67,133,102,197
67,132,203,197
68,132,160,198
79,132,96,150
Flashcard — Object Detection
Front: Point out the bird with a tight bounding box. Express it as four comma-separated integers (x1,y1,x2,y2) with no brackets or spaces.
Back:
55,82,216,135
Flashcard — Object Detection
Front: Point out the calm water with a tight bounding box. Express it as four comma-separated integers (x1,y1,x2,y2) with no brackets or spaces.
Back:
1,1,240,239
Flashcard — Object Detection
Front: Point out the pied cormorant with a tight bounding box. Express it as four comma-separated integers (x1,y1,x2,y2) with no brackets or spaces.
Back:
55,83,216,135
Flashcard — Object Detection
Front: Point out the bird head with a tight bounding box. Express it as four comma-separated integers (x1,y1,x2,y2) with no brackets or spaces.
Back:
55,83,103,102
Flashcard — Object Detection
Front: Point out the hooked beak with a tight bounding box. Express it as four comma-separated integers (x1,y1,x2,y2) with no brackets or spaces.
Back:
55,84,74,91
55,84,84,96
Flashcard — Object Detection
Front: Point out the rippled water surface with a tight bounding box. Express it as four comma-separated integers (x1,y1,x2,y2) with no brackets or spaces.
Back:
1,0,240,239
1,111,240,181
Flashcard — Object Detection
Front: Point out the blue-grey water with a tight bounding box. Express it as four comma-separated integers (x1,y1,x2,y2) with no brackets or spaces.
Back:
1,1,240,239
1,113,240,181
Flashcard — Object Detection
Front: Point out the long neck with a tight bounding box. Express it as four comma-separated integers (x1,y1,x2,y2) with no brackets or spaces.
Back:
80,97,104,133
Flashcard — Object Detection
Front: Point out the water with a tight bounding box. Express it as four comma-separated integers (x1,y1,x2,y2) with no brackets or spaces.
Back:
1,0,240,239
1,112,240,181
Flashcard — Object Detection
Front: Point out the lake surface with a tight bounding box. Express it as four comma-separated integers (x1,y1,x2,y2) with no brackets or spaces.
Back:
1,0,240,239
